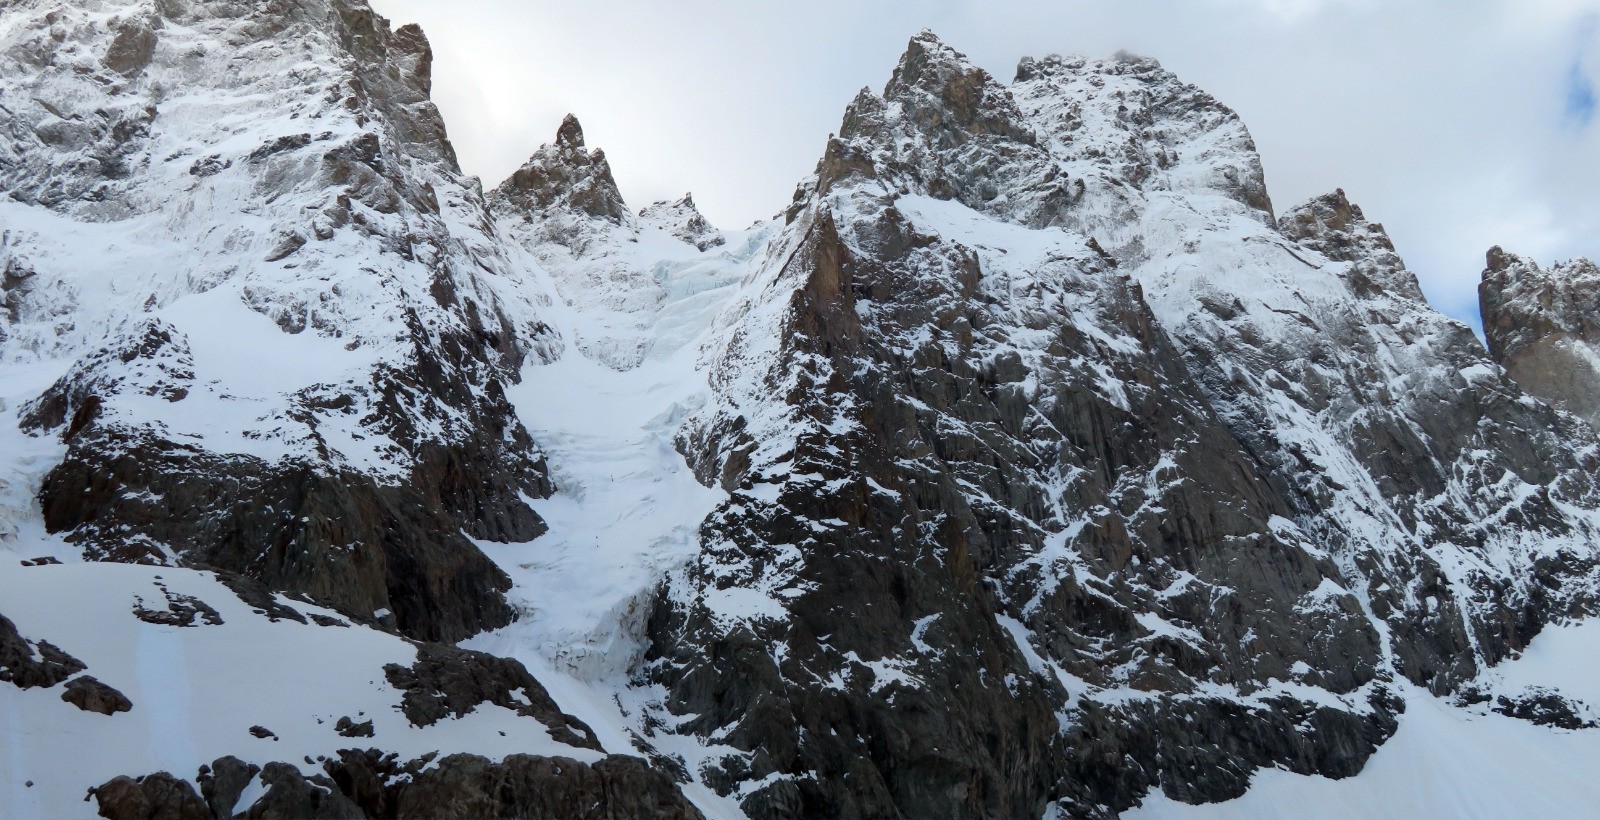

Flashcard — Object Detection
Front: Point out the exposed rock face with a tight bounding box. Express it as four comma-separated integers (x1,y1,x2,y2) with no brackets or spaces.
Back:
650,33,1391,818
384,643,602,750
490,114,634,245
644,32,1600,817
0,611,85,689
1278,189,1424,300
1480,248,1600,428
93,772,213,820
0,0,559,642
94,752,703,820
62,675,135,715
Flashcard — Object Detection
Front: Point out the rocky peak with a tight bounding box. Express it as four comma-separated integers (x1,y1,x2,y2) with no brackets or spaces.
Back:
639,193,726,251
556,112,586,148
1480,248,1600,426
1278,188,1425,300
811,31,1050,218
0,0,559,643
878,30,1036,149
489,114,633,234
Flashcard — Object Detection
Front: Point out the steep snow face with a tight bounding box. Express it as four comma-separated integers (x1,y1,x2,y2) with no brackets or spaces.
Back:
474,194,770,679
1480,248,1600,429
0,0,560,642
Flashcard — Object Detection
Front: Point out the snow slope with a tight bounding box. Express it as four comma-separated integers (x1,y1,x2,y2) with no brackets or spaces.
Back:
0,562,601,820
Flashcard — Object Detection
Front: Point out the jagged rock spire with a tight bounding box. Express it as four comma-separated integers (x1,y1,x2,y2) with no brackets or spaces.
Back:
489,114,632,228
878,29,1035,148
556,113,585,149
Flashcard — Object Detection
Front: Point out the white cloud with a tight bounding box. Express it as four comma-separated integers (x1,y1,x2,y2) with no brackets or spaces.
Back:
370,0,1600,328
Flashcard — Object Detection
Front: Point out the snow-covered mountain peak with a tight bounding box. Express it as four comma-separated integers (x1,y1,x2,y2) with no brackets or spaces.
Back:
879,30,1037,149
0,0,559,643
1011,49,1275,230
639,193,726,251
8,13,1600,820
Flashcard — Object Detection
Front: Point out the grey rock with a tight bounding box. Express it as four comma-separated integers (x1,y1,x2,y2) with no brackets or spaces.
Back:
1480,247,1600,428
93,772,210,820
489,115,634,239
196,757,260,819
104,20,158,77
242,762,363,819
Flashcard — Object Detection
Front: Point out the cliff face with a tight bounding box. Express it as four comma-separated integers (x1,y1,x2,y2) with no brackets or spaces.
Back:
1480,248,1600,429
646,34,1600,817
3,11,1600,820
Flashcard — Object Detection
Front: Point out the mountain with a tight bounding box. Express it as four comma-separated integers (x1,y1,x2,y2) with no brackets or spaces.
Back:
2,6,1600,820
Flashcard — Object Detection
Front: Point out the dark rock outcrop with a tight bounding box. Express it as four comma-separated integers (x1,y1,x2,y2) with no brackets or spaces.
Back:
385,644,602,750
62,675,134,715
95,751,702,820
490,114,634,234
1492,687,1598,730
93,772,211,820
0,612,85,690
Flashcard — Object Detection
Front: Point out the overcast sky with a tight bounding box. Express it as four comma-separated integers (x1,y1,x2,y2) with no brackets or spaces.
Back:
371,0,1599,328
